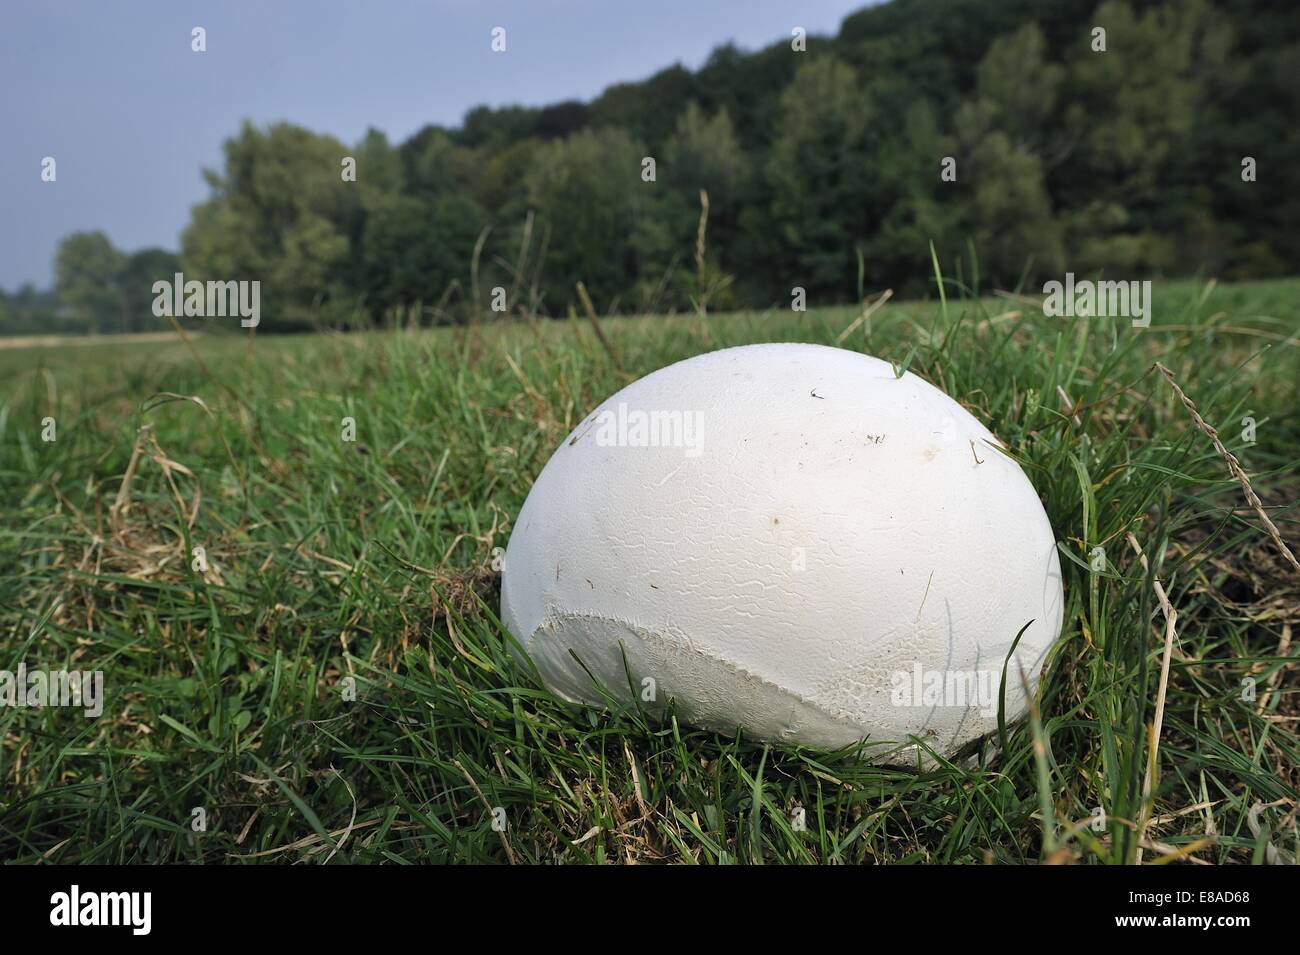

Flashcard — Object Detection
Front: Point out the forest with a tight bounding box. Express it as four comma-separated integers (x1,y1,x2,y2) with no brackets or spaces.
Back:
3,0,1295,334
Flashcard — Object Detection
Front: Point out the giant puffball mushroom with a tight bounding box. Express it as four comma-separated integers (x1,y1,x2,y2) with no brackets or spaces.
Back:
501,343,1064,763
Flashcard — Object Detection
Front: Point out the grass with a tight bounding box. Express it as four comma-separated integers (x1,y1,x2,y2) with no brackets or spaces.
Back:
1,276,1297,864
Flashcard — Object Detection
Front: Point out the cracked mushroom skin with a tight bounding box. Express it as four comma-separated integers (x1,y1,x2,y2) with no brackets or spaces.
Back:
500,343,1064,763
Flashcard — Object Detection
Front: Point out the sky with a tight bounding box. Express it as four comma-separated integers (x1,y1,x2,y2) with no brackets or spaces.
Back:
0,0,873,291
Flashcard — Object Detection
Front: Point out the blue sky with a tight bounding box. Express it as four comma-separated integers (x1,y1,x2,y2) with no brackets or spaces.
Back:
0,0,871,290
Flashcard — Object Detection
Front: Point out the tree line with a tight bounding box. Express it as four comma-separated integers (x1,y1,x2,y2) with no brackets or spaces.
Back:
4,0,1294,335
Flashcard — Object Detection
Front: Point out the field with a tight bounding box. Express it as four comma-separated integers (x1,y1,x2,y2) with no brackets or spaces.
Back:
1,277,1297,864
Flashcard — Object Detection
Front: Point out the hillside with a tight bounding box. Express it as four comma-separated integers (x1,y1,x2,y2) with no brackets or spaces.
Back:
5,0,1297,334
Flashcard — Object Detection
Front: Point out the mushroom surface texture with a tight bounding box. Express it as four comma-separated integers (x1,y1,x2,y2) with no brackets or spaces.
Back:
501,343,1064,763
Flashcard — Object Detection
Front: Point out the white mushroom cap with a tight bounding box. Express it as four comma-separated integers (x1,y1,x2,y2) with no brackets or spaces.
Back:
502,343,1064,762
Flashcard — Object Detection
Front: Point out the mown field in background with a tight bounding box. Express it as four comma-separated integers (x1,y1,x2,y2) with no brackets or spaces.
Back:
1,277,1297,863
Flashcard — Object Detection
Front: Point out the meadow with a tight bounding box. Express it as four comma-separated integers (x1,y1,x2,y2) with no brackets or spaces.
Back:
1,276,1296,863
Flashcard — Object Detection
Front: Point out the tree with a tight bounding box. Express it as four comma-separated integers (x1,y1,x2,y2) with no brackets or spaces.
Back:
181,122,354,330
524,128,650,311
360,192,488,317
55,231,127,333
862,99,961,295
766,58,873,300
632,103,750,309
963,132,1064,286
972,24,1067,163
119,248,180,332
